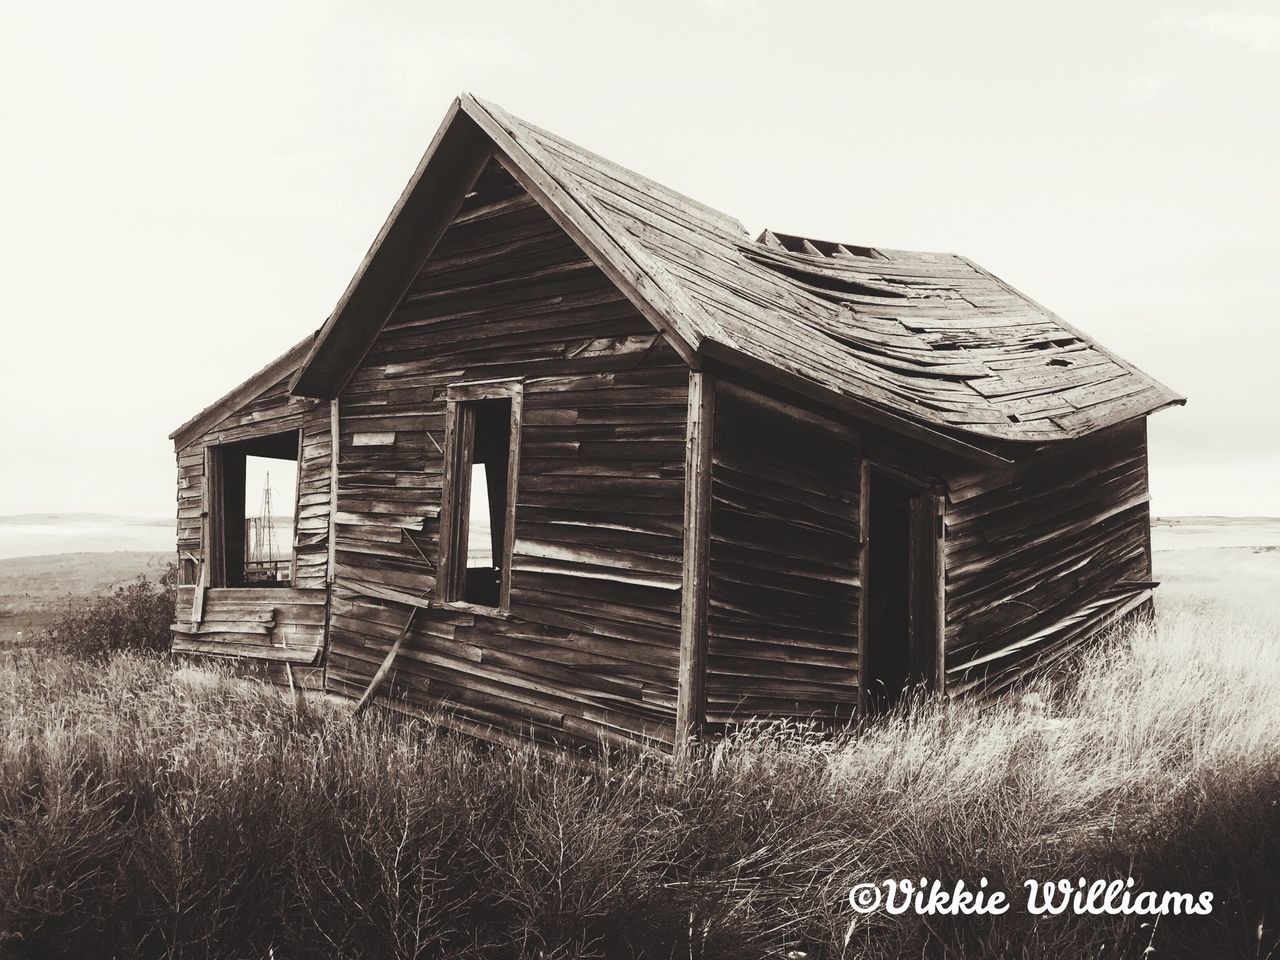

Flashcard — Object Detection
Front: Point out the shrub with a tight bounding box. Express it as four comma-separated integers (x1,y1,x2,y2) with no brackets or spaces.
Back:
45,563,176,658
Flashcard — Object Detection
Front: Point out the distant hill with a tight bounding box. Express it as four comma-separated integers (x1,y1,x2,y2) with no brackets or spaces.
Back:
0,514,173,560
1153,516,1280,525
0,513,170,525
1152,516,1280,552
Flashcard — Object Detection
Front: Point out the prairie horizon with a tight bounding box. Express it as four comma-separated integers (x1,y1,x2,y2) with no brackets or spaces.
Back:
3,510,1277,562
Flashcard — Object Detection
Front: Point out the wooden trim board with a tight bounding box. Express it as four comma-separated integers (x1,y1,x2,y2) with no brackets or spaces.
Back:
675,369,715,745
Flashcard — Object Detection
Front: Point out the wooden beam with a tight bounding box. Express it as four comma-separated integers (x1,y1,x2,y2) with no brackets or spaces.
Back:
290,100,495,398
856,458,870,714
436,399,476,602
290,428,303,585
351,607,419,718
446,378,523,401
205,445,226,590
500,386,524,614
191,448,212,626
190,560,207,626
676,370,715,747
1138,418,1154,580
327,398,339,582
933,490,947,694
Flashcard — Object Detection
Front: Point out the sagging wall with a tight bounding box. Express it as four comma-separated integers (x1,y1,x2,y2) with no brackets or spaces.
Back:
172,367,333,680
704,380,864,725
943,419,1153,695
324,157,689,751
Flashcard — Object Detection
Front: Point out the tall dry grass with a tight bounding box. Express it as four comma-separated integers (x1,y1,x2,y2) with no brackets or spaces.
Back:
0,604,1277,959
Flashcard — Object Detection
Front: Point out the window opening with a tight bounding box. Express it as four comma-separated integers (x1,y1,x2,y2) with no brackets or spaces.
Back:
210,430,299,588
442,393,519,609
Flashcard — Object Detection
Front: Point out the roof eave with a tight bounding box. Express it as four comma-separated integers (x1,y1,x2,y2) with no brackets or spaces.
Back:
698,338,1013,466
169,334,316,450
956,255,1186,420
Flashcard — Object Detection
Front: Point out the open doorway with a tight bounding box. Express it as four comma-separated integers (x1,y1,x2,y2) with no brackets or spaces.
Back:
208,431,300,588
862,468,941,712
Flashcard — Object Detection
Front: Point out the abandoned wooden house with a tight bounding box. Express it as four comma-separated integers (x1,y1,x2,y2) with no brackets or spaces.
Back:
170,94,1183,751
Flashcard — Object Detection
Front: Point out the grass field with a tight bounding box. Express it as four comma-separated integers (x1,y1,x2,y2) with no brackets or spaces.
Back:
0,521,1276,958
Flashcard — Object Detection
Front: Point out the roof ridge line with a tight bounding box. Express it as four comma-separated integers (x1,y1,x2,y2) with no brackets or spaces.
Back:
462,95,742,358
469,96,748,239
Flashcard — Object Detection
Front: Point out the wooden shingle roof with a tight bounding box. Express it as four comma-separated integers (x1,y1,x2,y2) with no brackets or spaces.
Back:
289,95,1183,448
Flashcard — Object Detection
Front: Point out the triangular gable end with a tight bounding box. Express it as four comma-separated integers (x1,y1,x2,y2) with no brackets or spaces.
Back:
289,95,708,399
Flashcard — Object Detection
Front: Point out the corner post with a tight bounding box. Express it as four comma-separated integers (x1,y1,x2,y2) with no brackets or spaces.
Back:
856,459,871,714
676,369,715,749
932,488,947,695
328,398,339,583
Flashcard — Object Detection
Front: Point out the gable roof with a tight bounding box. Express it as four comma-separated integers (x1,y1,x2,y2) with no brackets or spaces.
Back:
290,94,1182,450
170,333,315,449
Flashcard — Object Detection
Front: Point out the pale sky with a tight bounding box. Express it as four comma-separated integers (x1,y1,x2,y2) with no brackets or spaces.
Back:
1,0,1277,518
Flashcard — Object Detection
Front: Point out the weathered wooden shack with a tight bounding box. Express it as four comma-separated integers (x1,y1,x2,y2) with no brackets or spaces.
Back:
171,95,1182,750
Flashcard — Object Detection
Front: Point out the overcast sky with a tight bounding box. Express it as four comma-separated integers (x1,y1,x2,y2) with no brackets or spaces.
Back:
1,0,1277,518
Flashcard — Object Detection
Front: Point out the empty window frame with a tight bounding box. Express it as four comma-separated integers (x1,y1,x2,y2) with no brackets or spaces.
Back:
438,381,523,610
205,430,301,588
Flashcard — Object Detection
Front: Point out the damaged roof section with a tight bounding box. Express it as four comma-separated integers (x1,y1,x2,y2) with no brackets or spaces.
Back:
288,94,1183,446
741,233,1179,440
472,99,1182,444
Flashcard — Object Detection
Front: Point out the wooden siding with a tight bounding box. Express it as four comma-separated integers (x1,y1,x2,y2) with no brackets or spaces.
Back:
173,585,326,665
172,362,334,661
944,419,1154,695
704,380,863,725
323,158,689,751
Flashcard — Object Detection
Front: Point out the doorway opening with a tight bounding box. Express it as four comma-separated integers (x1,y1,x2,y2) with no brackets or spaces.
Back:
863,469,940,712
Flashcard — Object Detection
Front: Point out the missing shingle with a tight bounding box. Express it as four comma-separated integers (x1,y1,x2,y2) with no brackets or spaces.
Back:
744,253,908,303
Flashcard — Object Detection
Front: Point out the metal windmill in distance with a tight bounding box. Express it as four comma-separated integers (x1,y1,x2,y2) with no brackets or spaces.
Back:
252,471,281,577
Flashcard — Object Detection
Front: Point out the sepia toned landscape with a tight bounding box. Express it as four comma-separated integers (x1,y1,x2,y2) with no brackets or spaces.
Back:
3,2,1276,956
